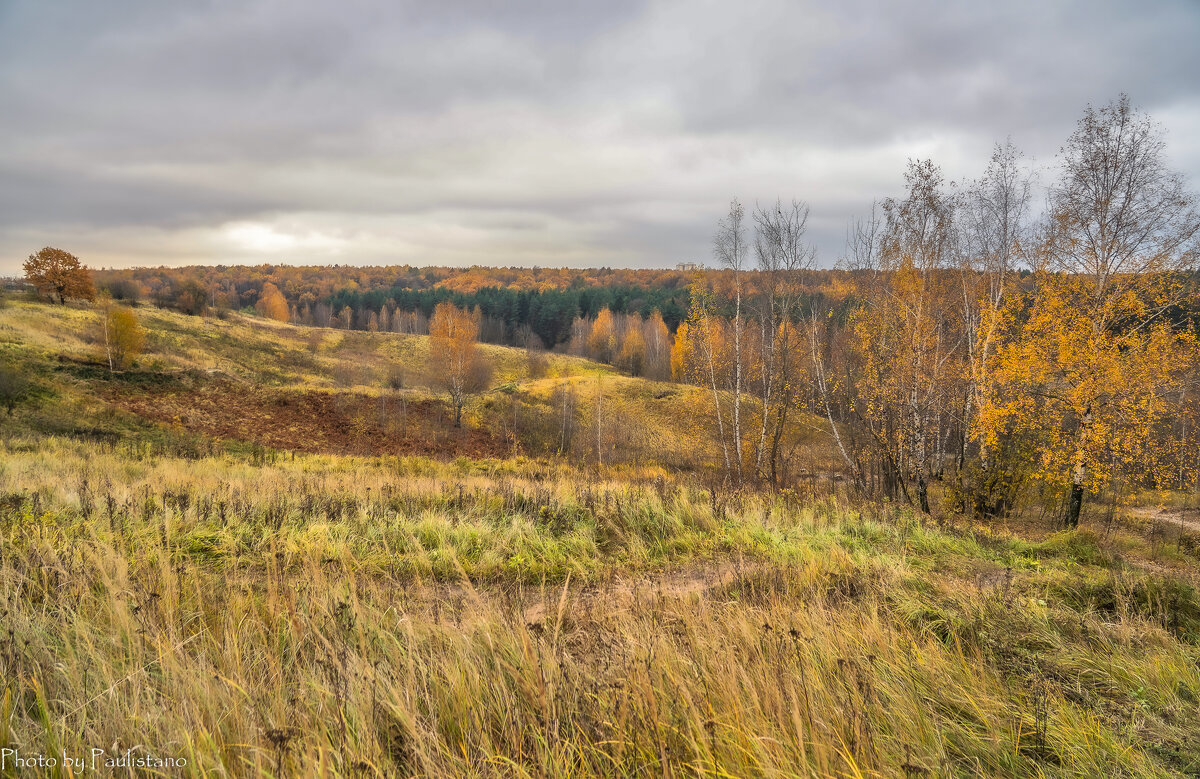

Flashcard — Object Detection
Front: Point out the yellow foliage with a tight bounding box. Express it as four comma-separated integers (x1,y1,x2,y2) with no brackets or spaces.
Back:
587,307,617,363
256,281,290,322
103,305,144,371
616,323,646,376
429,302,491,426
983,271,1192,513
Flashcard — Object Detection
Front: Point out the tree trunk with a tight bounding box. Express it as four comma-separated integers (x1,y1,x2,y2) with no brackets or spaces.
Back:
1065,482,1084,528
768,402,788,489
732,285,743,485
595,373,602,467
1066,406,1092,527
701,315,732,479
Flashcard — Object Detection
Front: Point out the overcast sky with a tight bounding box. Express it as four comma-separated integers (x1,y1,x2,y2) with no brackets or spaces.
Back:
2,0,1199,274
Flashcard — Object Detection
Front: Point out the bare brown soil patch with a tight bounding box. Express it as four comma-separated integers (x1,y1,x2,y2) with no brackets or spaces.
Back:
101,375,508,458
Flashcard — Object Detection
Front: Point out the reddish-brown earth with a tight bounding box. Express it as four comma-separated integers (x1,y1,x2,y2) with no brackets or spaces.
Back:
102,376,509,458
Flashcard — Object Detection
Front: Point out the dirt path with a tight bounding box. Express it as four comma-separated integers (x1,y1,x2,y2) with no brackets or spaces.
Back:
1128,506,1200,534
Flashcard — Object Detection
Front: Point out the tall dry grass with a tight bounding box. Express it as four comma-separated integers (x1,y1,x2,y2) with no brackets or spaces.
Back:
2,437,1200,776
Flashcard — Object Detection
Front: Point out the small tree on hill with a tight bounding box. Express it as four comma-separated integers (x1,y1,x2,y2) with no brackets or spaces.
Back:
24,247,95,304
0,364,31,416
256,282,290,322
428,302,493,427
103,304,145,372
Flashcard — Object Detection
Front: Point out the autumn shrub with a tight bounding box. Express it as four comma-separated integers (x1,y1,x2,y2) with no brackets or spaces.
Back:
525,346,549,378
102,304,145,371
0,363,32,415
101,277,142,304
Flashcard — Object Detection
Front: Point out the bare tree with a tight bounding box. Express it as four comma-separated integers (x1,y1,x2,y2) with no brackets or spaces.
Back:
752,199,816,485
839,203,884,275
714,199,748,484
807,308,861,488
1045,94,1199,313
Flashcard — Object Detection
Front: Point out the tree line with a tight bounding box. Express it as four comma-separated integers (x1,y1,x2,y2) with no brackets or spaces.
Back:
315,282,689,350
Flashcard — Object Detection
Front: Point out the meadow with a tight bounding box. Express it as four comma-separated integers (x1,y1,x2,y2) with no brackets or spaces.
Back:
2,298,1199,777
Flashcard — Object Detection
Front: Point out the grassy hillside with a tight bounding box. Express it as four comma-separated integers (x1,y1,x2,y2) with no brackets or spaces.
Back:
2,297,1199,777
1,299,842,474
0,299,757,468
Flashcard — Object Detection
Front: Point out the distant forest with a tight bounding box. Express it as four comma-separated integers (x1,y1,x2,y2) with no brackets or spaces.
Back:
91,264,841,349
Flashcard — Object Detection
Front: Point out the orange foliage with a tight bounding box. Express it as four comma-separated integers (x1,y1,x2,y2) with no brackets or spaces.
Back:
256,282,290,322
587,308,617,363
24,247,95,304
428,302,491,427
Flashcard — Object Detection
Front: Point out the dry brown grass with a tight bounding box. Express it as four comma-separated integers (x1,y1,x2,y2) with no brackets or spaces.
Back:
1,437,1199,777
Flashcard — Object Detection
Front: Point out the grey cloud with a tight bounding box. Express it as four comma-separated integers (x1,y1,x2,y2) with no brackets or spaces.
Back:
1,0,1198,272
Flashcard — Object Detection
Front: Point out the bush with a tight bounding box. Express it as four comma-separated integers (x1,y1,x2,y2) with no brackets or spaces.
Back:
0,363,31,415
102,279,142,304
103,305,145,371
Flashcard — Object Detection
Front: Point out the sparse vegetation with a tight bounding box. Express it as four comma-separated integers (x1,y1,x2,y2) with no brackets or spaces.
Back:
0,363,31,416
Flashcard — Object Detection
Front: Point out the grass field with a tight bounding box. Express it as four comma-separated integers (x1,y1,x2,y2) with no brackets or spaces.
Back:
2,298,1200,777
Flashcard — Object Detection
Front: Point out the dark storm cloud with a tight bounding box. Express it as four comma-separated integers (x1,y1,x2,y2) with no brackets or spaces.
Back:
1,0,1198,271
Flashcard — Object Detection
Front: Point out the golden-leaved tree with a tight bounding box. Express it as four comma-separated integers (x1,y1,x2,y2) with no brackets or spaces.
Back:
256,282,290,322
615,315,646,376
428,302,492,427
587,307,617,363
670,319,694,383
985,95,1199,526
985,274,1190,525
954,141,1034,518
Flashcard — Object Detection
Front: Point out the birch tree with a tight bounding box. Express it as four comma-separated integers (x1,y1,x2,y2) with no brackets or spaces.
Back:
714,199,748,484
